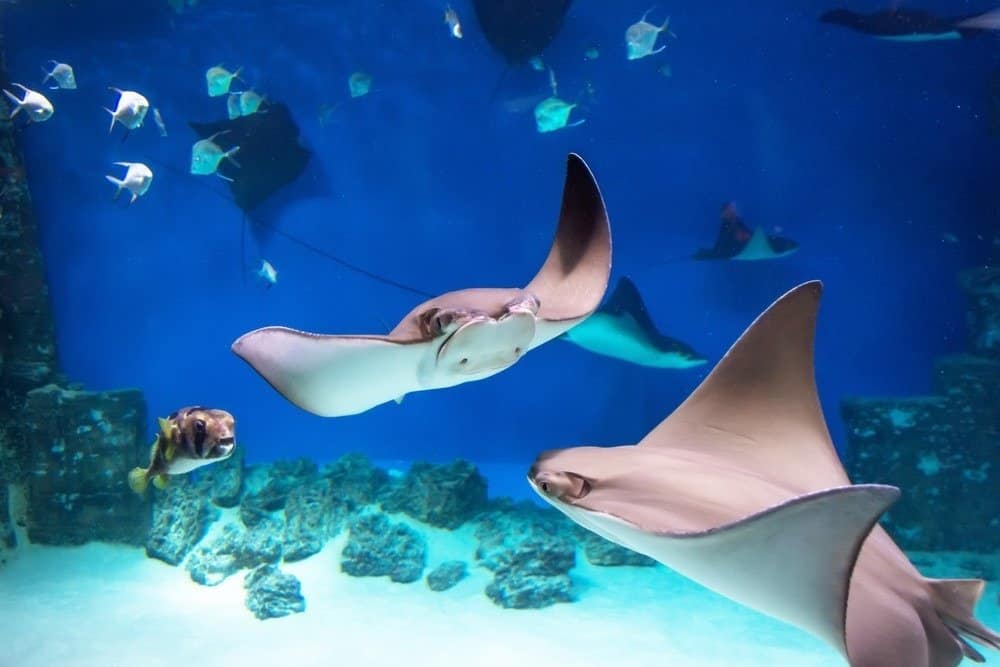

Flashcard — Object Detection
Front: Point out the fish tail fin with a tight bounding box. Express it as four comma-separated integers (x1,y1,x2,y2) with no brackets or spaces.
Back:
127,467,149,495
152,474,170,490
3,89,22,117
104,175,124,199
233,66,244,82
104,107,116,133
224,146,241,168
927,578,1000,660
40,66,52,83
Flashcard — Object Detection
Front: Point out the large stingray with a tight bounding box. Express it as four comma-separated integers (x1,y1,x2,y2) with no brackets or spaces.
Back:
188,101,311,213
473,0,574,65
560,276,706,369
694,202,798,261
231,153,611,417
528,282,1000,666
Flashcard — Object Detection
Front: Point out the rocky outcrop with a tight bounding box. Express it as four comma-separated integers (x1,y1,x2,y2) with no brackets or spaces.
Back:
186,519,283,586
21,385,149,546
244,564,305,620
340,511,426,583
0,483,15,565
320,452,389,509
474,499,576,608
147,479,218,565
843,267,1000,552
283,478,345,562
195,448,244,508
381,460,488,529
426,560,468,591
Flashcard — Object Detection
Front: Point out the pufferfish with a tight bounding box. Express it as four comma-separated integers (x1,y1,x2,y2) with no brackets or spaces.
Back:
127,406,236,495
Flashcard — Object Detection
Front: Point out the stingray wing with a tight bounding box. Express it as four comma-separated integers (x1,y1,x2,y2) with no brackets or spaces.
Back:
231,326,429,417
526,153,612,348
638,281,851,491
569,484,898,659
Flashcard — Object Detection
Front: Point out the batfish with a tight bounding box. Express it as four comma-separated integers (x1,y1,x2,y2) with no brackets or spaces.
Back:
528,281,1000,666
231,153,612,417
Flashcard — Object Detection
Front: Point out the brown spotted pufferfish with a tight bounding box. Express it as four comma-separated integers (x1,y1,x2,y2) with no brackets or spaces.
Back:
127,406,236,495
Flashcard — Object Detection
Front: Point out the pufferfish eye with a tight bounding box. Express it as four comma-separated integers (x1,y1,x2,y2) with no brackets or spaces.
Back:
194,419,206,434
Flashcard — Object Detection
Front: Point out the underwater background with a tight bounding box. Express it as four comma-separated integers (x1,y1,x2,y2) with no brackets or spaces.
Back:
0,1,998,665
4,0,997,471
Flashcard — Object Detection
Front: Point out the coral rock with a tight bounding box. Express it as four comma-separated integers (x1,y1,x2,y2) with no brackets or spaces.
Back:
340,512,426,583
244,564,305,620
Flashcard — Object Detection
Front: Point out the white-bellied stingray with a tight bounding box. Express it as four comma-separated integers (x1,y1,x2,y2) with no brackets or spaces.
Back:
561,276,706,369
231,153,612,417
528,282,1000,666
188,101,312,214
473,0,575,65
819,7,1000,41
694,202,798,261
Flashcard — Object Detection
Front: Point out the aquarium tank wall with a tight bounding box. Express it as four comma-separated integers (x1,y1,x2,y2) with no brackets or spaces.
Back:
0,1,997,666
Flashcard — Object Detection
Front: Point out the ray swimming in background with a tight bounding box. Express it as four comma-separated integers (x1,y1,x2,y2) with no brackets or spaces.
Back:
528,281,1000,667
694,202,798,261
561,276,707,369
472,0,574,65
231,154,611,417
819,7,1000,41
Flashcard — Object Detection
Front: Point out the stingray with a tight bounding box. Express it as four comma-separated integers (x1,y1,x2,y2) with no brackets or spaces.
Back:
529,281,1000,666
561,276,706,369
473,0,574,65
188,101,310,213
231,153,611,417
819,7,998,41
694,202,798,261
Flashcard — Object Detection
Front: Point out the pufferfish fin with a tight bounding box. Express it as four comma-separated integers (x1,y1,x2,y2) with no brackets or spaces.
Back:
127,467,149,495
157,417,173,439
152,474,170,490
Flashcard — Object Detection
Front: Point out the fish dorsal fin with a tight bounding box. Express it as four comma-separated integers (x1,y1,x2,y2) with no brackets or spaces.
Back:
639,281,850,490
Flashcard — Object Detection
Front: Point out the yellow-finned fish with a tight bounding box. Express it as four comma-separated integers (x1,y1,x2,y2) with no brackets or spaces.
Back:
127,406,236,495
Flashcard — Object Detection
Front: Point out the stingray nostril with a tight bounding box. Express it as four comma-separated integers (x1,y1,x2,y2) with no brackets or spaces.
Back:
514,347,522,355
459,357,468,365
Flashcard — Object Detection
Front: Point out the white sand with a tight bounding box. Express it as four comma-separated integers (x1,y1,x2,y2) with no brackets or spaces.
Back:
0,522,996,667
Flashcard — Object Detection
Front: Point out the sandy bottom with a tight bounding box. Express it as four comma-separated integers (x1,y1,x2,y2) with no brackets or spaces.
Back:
1,518,998,667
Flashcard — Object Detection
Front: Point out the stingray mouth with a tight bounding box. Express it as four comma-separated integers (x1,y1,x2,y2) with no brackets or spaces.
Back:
529,470,591,502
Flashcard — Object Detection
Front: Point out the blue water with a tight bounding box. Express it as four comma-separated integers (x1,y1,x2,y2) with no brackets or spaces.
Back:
3,0,997,468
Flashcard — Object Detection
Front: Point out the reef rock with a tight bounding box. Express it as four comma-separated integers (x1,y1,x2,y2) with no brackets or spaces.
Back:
382,459,487,529
146,479,219,565
426,560,468,591
0,484,15,566
582,532,656,567
195,447,244,508
187,518,283,586
842,269,999,552
320,452,389,509
242,457,317,517
21,385,149,546
244,564,306,620
283,477,346,562
474,499,577,608
340,512,426,583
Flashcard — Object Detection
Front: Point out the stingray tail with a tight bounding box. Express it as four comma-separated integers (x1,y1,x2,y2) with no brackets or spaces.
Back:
240,212,248,286
927,578,1000,661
